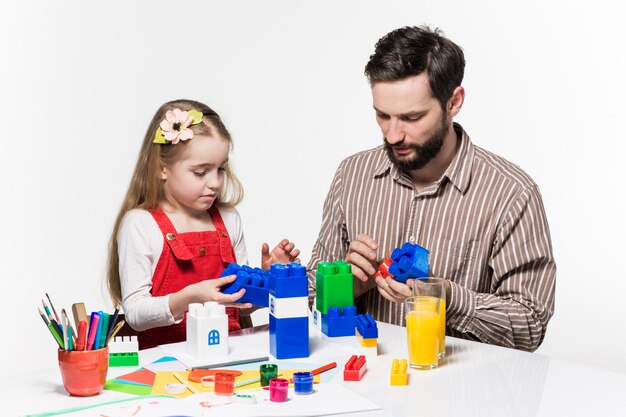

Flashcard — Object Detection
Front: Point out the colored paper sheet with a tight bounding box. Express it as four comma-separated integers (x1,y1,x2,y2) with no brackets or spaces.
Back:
103,380,153,396
143,356,188,373
28,384,382,416
114,368,156,385
152,369,320,397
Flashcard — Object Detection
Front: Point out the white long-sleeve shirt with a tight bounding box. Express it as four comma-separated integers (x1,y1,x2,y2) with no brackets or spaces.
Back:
118,207,248,331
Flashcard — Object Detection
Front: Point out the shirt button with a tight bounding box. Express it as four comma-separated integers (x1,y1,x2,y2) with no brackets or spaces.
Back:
200,247,206,256
409,236,416,243
220,231,227,237
166,233,176,241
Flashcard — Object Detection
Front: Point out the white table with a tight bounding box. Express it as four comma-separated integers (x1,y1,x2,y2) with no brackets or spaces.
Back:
3,322,626,416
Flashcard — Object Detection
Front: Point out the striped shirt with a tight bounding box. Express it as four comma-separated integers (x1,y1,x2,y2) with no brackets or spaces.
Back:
307,123,556,352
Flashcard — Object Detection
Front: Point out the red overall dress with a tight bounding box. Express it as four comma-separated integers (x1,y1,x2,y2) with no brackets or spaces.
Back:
137,206,241,350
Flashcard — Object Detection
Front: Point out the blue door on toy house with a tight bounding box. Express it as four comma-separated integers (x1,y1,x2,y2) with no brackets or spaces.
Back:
208,329,220,345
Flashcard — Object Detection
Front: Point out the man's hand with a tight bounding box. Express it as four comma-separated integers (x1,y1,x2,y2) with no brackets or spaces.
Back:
346,234,379,282
376,276,412,303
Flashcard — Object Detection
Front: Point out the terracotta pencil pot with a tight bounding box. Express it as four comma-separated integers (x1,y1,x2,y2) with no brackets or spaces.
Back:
58,347,109,396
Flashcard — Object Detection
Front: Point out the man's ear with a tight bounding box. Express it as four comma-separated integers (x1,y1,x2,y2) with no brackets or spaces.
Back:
448,86,465,118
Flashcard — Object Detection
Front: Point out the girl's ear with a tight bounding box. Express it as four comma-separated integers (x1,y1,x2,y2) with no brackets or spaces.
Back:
160,165,168,180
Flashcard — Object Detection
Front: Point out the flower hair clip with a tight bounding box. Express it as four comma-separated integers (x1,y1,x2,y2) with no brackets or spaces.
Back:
153,108,204,144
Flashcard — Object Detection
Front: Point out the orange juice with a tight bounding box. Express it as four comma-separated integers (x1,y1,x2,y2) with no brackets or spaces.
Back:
438,298,446,358
405,296,440,369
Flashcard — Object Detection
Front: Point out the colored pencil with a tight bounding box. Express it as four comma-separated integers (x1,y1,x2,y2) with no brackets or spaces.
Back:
311,361,337,376
47,322,64,348
289,361,337,383
62,310,68,351
106,320,125,345
191,356,270,370
38,308,49,326
106,305,120,342
46,292,61,324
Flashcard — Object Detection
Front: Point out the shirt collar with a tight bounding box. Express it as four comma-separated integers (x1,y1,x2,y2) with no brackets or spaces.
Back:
444,123,474,194
372,122,474,195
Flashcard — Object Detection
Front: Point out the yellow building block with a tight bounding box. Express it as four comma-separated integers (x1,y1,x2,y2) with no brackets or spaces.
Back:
355,329,378,347
390,358,408,386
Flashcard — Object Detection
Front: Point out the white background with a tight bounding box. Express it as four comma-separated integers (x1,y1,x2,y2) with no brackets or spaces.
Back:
1,1,625,379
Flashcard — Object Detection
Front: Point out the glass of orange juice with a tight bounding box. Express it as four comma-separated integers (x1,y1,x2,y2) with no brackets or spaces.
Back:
405,295,440,369
413,278,446,359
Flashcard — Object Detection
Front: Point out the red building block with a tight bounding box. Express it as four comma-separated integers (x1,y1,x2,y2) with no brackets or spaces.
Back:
375,259,393,279
343,355,367,381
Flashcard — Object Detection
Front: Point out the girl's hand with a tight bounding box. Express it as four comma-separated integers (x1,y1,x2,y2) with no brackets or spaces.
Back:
200,275,252,308
168,275,251,320
261,238,301,270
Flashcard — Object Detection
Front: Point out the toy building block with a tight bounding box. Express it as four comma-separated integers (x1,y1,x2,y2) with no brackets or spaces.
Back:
186,302,229,358
355,314,378,347
387,242,429,283
269,263,309,359
343,355,367,381
315,260,353,314
312,308,323,332
355,314,378,339
390,359,408,386
375,258,393,279
108,335,139,366
321,306,357,337
220,263,270,307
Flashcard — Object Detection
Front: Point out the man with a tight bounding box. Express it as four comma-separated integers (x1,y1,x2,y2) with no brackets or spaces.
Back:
307,26,556,352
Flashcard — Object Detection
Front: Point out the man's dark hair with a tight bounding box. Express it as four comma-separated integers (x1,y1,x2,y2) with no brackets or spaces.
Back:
364,25,465,110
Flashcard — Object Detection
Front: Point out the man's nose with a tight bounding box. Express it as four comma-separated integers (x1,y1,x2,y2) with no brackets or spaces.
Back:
385,119,405,144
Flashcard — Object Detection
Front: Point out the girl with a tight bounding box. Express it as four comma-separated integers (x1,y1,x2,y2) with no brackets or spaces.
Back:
107,99,300,349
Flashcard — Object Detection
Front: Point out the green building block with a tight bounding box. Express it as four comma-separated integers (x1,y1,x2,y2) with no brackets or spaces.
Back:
315,260,354,314
109,352,139,367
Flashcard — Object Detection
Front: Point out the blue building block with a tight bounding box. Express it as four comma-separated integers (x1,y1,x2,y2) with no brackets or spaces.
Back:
388,242,430,283
220,263,270,307
269,262,309,359
321,306,357,337
356,314,378,339
269,315,309,359
269,263,308,298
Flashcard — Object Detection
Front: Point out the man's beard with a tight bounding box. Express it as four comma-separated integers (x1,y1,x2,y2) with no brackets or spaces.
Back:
384,115,449,172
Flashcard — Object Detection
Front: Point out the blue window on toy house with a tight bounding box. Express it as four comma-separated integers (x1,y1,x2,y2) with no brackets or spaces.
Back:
208,330,220,346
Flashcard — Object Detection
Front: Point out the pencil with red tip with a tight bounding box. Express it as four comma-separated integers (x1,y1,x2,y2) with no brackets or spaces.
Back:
289,361,337,383
311,362,337,375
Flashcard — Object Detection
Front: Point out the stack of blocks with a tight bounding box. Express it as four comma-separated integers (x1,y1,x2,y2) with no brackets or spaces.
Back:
355,314,378,347
108,335,139,366
220,263,271,307
387,242,430,283
186,301,229,358
269,262,309,359
315,260,355,337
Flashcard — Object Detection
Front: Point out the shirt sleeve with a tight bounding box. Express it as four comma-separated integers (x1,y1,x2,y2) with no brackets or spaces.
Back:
307,163,350,304
218,206,249,265
446,185,556,351
118,209,177,332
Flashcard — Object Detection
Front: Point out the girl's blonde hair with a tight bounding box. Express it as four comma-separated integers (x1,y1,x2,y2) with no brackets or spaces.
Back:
106,99,244,306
